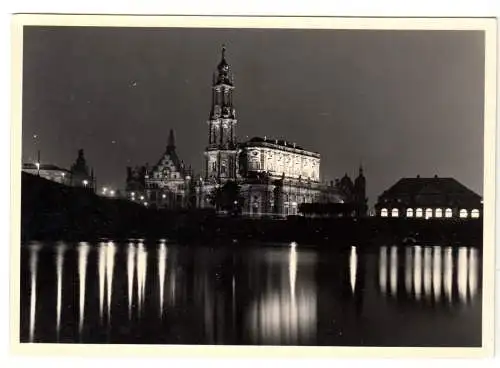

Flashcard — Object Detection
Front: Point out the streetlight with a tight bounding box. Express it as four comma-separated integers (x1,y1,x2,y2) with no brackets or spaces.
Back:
109,190,115,197
140,195,144,200
102,187,108,195
35,162,40,176
83,179,88,187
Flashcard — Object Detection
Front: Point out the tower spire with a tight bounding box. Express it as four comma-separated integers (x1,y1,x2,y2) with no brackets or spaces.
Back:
167,129,176,151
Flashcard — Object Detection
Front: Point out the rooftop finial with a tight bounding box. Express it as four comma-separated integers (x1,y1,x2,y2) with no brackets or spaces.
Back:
222,44,226,59
167,128,175,150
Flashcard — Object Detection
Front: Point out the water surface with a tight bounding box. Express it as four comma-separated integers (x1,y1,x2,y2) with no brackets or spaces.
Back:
20,241,482,346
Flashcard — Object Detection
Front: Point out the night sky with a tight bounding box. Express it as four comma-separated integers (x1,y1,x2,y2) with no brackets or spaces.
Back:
22,26,485,203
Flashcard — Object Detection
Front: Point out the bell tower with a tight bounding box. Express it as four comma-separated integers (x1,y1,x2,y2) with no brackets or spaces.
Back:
204,45,238,182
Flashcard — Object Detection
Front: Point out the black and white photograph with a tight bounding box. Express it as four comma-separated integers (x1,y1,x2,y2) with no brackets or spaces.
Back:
10,15,496,356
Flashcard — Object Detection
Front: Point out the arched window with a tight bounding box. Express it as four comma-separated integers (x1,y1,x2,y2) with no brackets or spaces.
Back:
381,208,388,217
406,208,414,217
459,209,468,218
416,208,423,218
471,209,480,218
391,208,399,217
435,208,443,218
425,208,433,219
445,208,452,218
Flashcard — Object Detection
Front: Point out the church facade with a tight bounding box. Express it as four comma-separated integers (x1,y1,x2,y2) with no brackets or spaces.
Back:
125,46,367,217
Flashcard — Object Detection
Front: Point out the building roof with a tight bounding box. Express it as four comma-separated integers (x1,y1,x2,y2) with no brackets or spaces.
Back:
380,177,481,200
247,136,305,150
23,163,70,172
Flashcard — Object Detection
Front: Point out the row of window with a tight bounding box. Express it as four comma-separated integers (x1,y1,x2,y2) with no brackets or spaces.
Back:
380,208,480,219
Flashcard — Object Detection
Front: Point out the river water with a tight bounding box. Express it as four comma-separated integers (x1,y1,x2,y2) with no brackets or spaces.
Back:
19,241,482,346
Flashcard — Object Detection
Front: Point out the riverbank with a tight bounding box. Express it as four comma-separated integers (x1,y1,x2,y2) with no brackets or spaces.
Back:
20,172,483,247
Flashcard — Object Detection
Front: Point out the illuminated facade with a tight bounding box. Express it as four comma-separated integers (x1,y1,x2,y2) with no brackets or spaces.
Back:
196,46,365,217
375,176,482,219
125,129,194,209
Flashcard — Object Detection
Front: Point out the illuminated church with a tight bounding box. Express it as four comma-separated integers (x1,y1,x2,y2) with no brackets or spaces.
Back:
125,46,367,216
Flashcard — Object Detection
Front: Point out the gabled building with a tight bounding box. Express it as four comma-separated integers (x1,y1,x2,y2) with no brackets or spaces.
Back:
375,175,482,219
125,129,194,209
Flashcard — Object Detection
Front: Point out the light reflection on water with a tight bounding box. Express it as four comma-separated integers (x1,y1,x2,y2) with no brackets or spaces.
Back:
349,246,357,293
377,245,481,304
21,241,482,346
158,241,167,319
55,243,66,337
28,243,40,343
98,242,106,321
77,242,89,334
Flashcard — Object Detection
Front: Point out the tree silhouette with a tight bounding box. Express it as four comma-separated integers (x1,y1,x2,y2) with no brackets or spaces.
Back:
208,180,244,215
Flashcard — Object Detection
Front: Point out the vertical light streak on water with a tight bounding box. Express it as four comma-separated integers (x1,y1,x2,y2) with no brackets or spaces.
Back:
106,241,116,319
432,246,442,302
55,243,66,336
349,246,357,293
158,242,167,318
289,245,297,301
413,246,422,300
77,242,90,334
289,245,298,344
136,243,147,314
136,243,142,311
458,247,468,303
444,247,453,303
379,246,387,294
389,246,398,297
404,247,413,295
127,243,135,318
423,247,433,301
28,243,40,343
468,248,478,300
231,274,236,330
98,242,107,320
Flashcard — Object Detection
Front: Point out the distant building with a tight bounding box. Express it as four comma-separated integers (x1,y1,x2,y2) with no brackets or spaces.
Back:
125,130,194,209
22,163,71,185
70,149,96,191
375,175,482,219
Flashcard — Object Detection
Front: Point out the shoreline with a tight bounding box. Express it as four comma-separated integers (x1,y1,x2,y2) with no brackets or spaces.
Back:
20,172,483,248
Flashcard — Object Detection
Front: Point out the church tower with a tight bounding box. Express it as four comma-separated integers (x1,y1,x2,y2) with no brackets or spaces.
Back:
204,45,238,183
354,165,368,216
